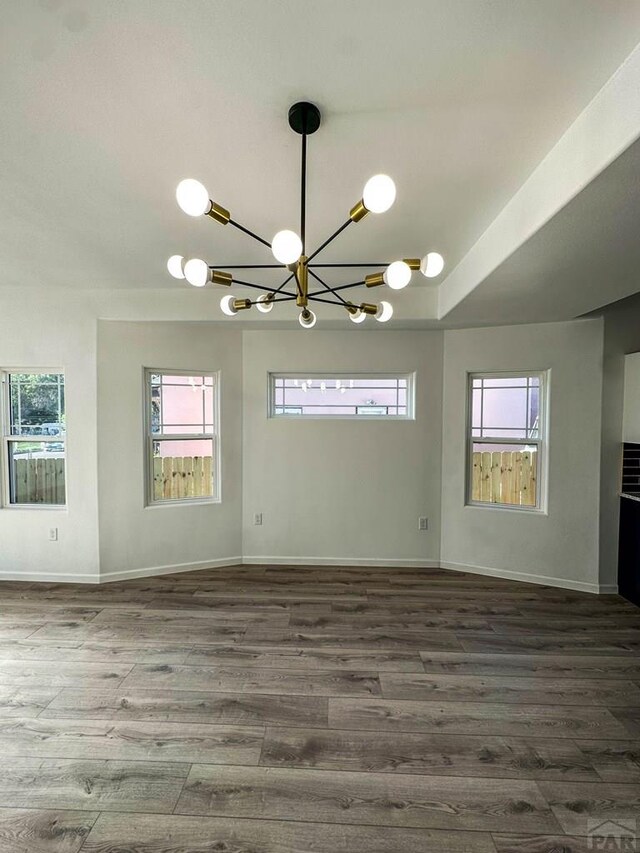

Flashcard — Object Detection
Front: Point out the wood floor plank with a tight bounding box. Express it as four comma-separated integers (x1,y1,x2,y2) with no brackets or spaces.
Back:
186,644,424,671
28,622,246,644
461,633,640,655
0,717,263,764
492,835,594,853
611,706,640,737
0,640,194,664
328,697,629,739
90,607,290,626
0,606,100,623
0,660,133,687
120,663,382,696
175,763,560,833
243,627,465,650
0,687,62,718
419,651,640,680
260,727,600,780
537,781,640,834
0,757,189,812
80,811,498,852
0,808,98,853
380,672,640,706
289,613,494,631
572,739,640,783
41,687,328,727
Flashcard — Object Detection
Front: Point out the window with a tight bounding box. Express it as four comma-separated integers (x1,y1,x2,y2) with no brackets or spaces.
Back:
145,370,220,504
269,374,415,419
1,372,66,506
467,372,546,509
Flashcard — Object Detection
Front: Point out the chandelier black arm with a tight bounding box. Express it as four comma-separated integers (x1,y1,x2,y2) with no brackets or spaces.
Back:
228,218,272,249
305,219,353,263
309,262,390,268
209,264,284,270
246,294,298,306
232,278,296,297
308,268,349,307
307,279,366,298
273,272,296,294
307,294,352,307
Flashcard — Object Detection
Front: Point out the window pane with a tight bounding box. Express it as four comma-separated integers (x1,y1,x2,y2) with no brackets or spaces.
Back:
151,438,214,501
9,374,65,437
470,442,538,507
271,375,412,418
8,441,66,505
151,374,214,435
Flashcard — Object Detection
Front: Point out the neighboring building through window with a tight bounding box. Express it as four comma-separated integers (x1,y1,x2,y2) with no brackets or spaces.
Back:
468,372,545,509
1,372,66,506
146,371,220,503
269,374,415,419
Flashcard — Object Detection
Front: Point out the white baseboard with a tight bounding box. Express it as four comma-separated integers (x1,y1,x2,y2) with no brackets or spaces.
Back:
99,556,243,584
0,556,618,595
241,556,440,569
439,560,618,595
0,570,101,584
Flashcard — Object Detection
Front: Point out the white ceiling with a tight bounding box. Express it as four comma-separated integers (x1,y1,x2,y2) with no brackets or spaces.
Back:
1,0,640,325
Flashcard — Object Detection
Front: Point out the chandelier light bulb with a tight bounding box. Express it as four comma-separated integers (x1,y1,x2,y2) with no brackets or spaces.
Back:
420,251,445,278
256,294,274,313
375,301,394,323
299,308,317,329
184,258,210,287
363,174,396,214
349,308,366,324
176,179,211,217
220,294,238,316
167,255,185,279
384,260,412,290
272,230,302,265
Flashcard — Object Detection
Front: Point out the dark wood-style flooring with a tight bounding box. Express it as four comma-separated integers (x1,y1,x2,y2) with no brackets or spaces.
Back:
0,565,639,852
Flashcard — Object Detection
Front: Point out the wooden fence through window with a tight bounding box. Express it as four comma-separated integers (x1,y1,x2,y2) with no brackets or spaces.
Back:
153,456,214,501
471,449,537,506
13,458,66,504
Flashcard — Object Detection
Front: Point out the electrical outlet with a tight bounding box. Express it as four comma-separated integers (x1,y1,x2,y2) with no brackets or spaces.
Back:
418,517,428,531
253,513,263,526
48,527,58,541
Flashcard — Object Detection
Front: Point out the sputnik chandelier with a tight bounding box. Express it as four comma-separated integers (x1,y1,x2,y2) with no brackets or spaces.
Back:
167,102,444,328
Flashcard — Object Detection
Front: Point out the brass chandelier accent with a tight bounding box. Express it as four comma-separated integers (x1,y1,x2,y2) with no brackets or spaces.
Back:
167,102,444,327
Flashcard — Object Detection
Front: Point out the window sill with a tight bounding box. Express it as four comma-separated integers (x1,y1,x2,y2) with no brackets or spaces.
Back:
465,501,547,516
145,498,221,509
1,504,67,511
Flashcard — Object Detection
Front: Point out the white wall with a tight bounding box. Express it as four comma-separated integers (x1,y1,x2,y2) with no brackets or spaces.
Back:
0,296,100,581
97,321,243,580
242,330,443,566
441,319,606,592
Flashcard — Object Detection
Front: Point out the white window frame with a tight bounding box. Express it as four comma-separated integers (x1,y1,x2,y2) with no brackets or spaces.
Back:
268,372,416,420
1,369,67,509
144,368,221,507
465,370,548,513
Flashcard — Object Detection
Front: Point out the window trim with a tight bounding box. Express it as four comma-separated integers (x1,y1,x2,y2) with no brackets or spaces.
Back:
465,370,548,513
1,369,67,510
268,372,416,420
143,368,221,508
